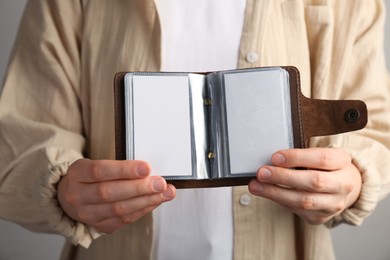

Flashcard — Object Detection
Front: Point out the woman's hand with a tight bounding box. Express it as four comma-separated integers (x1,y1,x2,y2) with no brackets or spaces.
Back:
249,147,362,224
57,159,176,233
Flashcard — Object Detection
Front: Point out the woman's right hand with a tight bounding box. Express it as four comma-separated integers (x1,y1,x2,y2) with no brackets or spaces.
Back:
57,159,176,233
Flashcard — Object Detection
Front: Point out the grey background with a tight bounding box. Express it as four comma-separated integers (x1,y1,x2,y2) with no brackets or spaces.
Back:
0,1,390,259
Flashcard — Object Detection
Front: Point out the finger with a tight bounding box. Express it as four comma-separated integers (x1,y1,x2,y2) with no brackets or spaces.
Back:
249,180,345,214
271,148,351,171
79,176,171,204
84,185,176,223
256,166,342,193
69,159,151,183
93,204,158,234
293,207,339,225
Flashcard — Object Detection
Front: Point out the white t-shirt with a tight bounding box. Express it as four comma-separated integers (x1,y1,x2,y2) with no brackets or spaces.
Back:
152,1,247,259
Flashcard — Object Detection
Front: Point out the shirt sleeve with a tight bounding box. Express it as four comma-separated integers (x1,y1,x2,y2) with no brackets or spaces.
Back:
309,0,390,227
0,0,101,247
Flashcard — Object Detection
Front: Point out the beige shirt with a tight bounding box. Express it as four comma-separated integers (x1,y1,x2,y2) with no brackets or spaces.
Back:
1,0,390,259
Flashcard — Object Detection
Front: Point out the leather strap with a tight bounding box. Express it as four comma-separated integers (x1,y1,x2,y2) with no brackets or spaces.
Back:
301,96,367,141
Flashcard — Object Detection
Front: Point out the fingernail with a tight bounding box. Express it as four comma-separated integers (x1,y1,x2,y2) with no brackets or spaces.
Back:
250,182,264,194
162,187,175,200
259,168,272,179
136,163,150,177
152,177,166,192
273,153,286,165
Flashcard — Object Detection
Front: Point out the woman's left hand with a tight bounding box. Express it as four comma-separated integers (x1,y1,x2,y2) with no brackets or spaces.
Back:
249,147,362,224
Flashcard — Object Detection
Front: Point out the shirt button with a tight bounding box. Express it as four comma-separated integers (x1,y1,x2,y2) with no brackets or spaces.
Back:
246,51,259,63
239,194,252,206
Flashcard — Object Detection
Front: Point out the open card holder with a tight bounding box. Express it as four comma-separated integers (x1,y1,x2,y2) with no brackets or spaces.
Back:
114,67,367,188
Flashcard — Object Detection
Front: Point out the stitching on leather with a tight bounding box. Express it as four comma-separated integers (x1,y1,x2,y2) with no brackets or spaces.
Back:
291,67,305,147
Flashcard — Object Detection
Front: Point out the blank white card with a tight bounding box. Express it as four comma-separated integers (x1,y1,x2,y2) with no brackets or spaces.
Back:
125,74,193,177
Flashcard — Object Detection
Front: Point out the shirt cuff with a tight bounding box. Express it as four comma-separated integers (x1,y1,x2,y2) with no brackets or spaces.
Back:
328,151,380,227
40,147,104,248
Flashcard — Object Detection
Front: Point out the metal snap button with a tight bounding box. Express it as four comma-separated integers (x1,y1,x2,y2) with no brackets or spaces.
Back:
344,108,360,123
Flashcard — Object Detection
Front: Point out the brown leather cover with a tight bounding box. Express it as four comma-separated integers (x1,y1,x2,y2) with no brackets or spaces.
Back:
114,72,128,161
114,67,367,188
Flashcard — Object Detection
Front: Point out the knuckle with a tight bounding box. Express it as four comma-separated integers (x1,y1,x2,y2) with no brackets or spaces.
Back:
344,182,354,194
299,196,316,211
310,173,327,191
97,184,112,202
89,161,104,181
333,200,346,212
112,202,126,217
64,192,78,206
122,215,136,225
121,217,130,225
319,149,334,168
